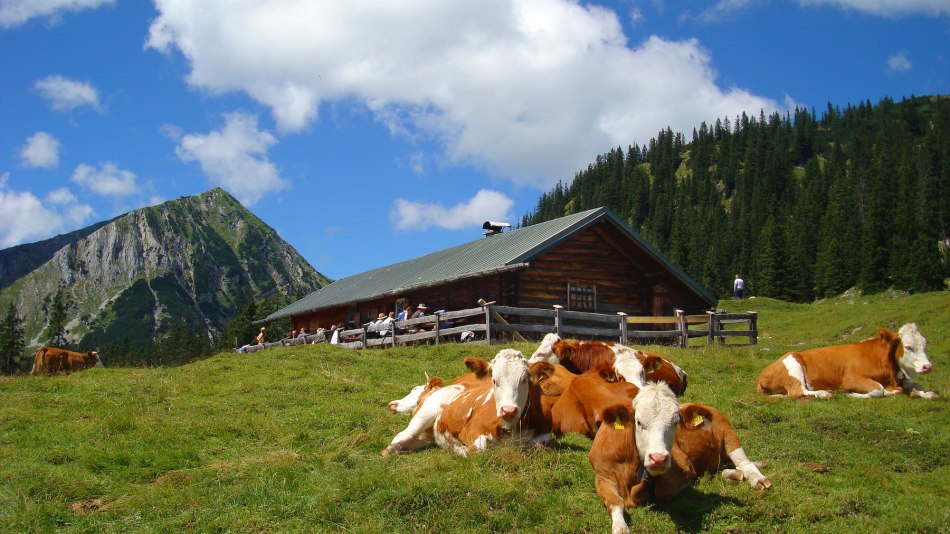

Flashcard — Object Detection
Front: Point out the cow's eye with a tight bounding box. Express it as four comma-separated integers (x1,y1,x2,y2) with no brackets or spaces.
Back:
905,346,913,352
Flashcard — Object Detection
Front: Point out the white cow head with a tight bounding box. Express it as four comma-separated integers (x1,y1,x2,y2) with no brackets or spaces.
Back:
611,346,648,387
897,323,933,377
388,373,440,413
528,333,561,364
631,382,681,476
469,348,530,429
92,351,103,368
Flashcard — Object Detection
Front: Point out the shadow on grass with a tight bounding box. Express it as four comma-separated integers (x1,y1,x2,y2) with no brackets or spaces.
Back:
650,487,742,532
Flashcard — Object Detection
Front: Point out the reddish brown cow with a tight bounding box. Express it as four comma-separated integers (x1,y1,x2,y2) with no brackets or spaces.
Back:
552,365,640,438
529,334,688,395
589,393,770,533
30,346,102,376
756,324,936,399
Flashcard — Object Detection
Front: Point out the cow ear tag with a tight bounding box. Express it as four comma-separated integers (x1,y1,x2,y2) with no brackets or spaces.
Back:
613,418,625,430
646,360,660,373
691,414,704,427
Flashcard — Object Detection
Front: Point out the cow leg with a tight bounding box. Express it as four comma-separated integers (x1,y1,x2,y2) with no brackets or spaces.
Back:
902,379,938,399
841,377,886,398
723,447,771,490
381,405,443,457
780,355,833,399
593,474,629,534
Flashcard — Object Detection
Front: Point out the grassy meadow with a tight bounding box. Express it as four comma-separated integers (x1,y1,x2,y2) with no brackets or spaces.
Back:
1,290,948,533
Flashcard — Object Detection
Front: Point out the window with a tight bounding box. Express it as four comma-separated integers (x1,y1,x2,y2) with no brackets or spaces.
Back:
568,283,596,312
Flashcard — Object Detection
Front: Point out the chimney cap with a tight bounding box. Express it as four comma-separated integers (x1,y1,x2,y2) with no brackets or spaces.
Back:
482,221,511,235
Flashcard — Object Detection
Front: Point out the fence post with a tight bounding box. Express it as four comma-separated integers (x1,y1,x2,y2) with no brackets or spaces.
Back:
748,311,758,345
434,311,441,346
553,305,563,338
484,304,492,345
617,312,628,345
362,326,368,349
675,309,686,348
706,311,716,346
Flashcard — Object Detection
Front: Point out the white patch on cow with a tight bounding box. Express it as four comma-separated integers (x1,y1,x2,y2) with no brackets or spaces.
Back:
847,384,885,398
725,447,771,490
631,382,680,476
382,384,465,456
612,346,648,386
528,333,561,363
389,383,426,414
472,433,494,451
897,323,933,376
610,505,627,534
489,348,530,429
781,354,833,399
529,432,552,447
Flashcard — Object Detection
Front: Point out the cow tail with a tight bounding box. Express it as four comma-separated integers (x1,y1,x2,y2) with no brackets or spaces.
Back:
31,347,47,375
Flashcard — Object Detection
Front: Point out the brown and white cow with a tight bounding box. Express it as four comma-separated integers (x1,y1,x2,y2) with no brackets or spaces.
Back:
529,334,688,395
756,323,936,399
30,346,103,376
381,349,572,457
551,365,640,438
589,384,770,534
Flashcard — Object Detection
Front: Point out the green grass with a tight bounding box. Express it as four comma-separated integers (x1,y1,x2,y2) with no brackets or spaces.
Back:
2,291,948,532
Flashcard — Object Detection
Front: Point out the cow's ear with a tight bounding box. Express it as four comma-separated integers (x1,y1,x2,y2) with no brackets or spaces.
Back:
529,361,554,383
554,341,573,361
465,357,491,378
598,404,632,429
680,404,713,430
595,363,621,383
642,355,663,374
426,377,445,390
877,327,898,342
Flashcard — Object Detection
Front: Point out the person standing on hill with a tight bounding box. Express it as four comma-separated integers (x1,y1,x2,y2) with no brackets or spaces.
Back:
733,275,745,299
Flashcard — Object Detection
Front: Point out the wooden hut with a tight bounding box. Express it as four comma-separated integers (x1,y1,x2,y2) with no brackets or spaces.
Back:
265,207,717,333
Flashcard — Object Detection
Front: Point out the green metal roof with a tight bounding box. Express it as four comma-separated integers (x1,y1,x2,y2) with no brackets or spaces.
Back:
264,207,716,322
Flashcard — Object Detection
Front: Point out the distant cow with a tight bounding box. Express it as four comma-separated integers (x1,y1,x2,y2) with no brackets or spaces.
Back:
756,323,936,399
529,334,688,395
381,350,573,457
589,384,770,533
30,347,103,376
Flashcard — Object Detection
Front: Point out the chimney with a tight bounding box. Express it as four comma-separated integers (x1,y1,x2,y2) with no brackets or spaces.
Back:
482,221,511,237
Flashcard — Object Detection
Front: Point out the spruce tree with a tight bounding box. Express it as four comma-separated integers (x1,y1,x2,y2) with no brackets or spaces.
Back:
0,302,26,374
47,291,70,348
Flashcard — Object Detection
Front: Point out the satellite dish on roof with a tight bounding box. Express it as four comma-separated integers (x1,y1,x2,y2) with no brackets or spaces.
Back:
482,221,511,237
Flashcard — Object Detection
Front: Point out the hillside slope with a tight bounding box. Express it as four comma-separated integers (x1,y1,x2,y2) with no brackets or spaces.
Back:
0,188,330,353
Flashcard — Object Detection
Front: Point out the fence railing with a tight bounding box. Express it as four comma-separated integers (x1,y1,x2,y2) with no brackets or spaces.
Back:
238,304,757,353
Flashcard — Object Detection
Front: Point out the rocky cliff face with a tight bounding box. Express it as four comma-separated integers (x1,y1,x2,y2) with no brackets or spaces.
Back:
0,188,329,350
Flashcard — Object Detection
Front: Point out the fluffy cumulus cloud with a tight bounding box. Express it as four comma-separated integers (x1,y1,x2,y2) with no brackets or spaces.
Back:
34,75,102,112
19,131,61,169
146,0,778,189
174,112,287,205
71,162,140,197
888,52,912,72
0,0,114,28
391,189,514,231
0,175,94,247
795,0,950,16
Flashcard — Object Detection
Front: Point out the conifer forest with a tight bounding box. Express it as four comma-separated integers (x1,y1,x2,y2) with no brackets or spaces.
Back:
522,96,950,302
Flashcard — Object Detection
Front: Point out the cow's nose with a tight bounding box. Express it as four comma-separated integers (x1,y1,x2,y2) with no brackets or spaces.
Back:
499,405,519,419
647,452,668,467
920,364,932,374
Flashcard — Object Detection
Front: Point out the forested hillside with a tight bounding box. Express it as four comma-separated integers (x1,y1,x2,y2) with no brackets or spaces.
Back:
522,95,950,301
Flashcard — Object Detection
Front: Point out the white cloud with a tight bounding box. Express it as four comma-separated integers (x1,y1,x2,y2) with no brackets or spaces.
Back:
0,0,114,28
174,112,288,205
71,162,140,197
146,0,779,189
391,189,514,231
19,131,61,169
0,176,94,248
34,75,102,112
795,0,950,17
887,52,912,72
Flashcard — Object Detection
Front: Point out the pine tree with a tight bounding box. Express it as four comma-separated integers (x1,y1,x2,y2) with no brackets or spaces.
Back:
0,302,26,374
753,215,790,300
47,291,70,348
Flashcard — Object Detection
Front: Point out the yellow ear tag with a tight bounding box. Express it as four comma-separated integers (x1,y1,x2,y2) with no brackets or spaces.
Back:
691,414,704,427
613,418,625,430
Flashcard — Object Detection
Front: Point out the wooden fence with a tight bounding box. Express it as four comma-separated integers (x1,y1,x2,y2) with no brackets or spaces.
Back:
239,305,756,353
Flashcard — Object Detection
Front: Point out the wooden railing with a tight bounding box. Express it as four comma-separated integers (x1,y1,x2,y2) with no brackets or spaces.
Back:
240,305,757,352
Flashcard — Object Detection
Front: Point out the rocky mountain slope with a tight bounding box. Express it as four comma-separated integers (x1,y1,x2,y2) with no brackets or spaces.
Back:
0,188,329,351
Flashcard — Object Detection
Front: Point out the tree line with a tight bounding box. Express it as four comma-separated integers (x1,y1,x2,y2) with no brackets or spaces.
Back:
522,95,950,301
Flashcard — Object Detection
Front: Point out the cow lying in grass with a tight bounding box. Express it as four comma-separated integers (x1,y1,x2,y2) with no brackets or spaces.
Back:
381,349,573,457
756,323,936,399
31,346,103,376
589,383,771,534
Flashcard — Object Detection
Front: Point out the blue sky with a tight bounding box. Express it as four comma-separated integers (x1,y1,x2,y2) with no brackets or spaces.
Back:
2,0,948,281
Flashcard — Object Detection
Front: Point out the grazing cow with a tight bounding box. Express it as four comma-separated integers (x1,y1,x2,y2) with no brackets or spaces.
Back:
589,384,770,533
529,334,688,395
756,324,936,399
381,349,569,457
30,347,102,376
552,365,640,438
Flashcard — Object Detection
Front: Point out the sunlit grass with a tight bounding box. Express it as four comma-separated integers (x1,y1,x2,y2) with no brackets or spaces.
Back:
1,290,947,532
